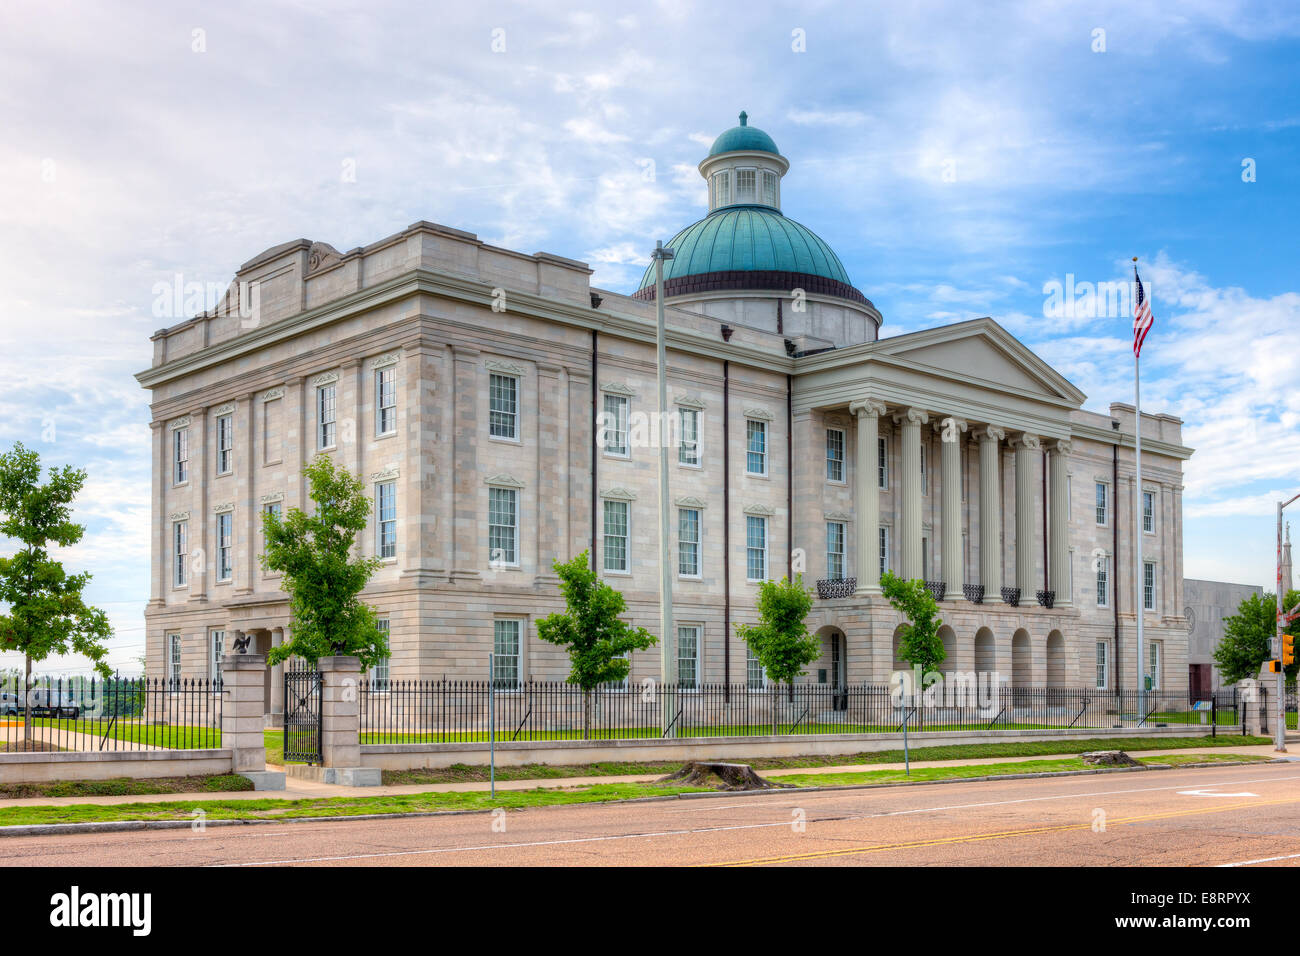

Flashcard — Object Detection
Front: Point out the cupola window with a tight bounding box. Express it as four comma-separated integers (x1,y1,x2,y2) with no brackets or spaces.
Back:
762,170,777,207
735,168,756,203
712,171,730,207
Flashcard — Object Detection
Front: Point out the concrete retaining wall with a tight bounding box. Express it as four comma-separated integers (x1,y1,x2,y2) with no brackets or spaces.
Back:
359,725,1224,770
0,749,233,784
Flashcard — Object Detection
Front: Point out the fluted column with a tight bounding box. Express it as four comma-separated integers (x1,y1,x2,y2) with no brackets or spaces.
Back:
896,408,929,580
1010,432,1040,597
1048,439,1072,606
937,416,968,597
850,398,887,595
269,627,285,722
978,426,1006,602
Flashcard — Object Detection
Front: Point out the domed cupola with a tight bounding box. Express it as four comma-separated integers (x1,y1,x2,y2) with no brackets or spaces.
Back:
633,112,880,348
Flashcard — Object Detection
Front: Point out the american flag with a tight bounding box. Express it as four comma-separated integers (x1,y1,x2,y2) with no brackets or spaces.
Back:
1133,264,1154,356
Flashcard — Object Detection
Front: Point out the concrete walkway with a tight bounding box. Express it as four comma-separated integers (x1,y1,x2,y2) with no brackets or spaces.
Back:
0,744,1289,810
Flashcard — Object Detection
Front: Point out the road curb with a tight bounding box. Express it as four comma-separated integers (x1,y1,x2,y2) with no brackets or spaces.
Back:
0,758,1284,838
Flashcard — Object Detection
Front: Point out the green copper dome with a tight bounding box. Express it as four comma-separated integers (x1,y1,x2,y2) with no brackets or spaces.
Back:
707,111,781,158
636,206,853,291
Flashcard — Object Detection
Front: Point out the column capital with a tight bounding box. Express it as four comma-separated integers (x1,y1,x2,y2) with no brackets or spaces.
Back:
932,416,968,439
977,425,1006,443
1009,432,1041,451
1047,438,1073,456
892,406,929,426
849,397,888,419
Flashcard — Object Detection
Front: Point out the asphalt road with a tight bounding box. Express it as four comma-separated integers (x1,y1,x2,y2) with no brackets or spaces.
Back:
4,763,1299,867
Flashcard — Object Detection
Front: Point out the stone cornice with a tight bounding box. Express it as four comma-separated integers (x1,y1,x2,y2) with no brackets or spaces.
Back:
259,492,284,504
369,466,399,483
743,503,776,516
370,352,400,370
675,495,708,509
169,416,191,430
599,486,637,501
212,402,235,417
486,358,525,376
743,406,774,421
262,387,285,401
312,371,339,387
484,473,525,488
674,395,706,410
600,381,636,397
212,502,235,514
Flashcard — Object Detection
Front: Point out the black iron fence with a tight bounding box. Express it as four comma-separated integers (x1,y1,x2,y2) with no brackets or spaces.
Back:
358,679,1242,744
0,675,222,752
283,666,322,764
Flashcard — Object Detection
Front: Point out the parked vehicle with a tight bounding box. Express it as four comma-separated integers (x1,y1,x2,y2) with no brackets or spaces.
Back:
0,692,18,716
6,688,81,719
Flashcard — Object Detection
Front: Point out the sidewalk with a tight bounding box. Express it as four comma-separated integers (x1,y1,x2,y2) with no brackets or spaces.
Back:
0,743,1288,810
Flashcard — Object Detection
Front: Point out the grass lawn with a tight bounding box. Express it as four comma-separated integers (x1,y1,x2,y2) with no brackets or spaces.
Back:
16,718,221,749
0,781,710,828
381,733,1272,785
0,774,253,800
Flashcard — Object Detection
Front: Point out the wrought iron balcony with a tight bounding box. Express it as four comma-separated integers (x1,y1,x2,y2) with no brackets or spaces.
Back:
923,580,947,602
1036,589,1056,608
1001,586,1022,607
816,577,857,599
963,584,984,604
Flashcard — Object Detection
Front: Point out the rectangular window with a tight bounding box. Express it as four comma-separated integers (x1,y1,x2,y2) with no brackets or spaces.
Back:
173,428,188,484
746,645,766,689
1095,641,1108,689
317,384,337,449
746,419,767,475
369,619,391,691
735,168,756,203
488,487,518,566
603,499,629,573
878,436,888,489
825,428,844,482
173,520,187,587
713,171,730,206
216,413,233,475
746,515,768,581
168,634,182,687
761,170,777,206
879,526,890,578
209,630,224,687
601,393,629,456
1143,561,1156,611
376,481,397,559
1142,490,1155,534
262,501,281,553
677,625,700,689
826,521,846,580
920,444,928,495
678,407,700,466
376,366,397,436
489,372,518,440
216,512,233,582
1148,641,1161,690
921,536,930,579
1096,554,1109,607
493,619,522,688
1095,481,1108,526
678,507,700,577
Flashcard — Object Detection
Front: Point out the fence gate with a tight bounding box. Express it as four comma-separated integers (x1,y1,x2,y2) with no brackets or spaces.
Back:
283,666,322,764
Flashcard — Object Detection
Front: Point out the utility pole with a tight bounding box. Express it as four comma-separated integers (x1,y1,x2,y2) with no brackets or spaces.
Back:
652,240,677,737
1275,494,1299,752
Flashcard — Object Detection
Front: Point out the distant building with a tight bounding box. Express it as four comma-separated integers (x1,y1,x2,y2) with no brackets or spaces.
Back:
1184,578,1263,696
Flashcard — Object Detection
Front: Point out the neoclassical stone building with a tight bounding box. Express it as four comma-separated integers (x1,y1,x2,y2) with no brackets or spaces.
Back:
139,113,1192,720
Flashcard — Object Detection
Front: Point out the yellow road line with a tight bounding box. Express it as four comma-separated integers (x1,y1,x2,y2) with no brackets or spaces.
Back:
706,795,1300,867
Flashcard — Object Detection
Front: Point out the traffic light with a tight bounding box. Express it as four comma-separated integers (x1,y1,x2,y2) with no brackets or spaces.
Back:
1269,660,1283,673
1284,634,1295,667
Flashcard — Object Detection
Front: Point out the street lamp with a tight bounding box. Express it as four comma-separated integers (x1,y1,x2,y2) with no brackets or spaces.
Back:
651,240,677,737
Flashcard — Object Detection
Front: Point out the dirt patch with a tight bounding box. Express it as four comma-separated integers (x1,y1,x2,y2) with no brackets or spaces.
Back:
656,761,793,791
0,773,254,800
0,740,63,753
1079,750,1142,768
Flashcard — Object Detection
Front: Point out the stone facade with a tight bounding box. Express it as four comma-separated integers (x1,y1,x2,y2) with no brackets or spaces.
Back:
1185,578,1263,693
138,126,1193,719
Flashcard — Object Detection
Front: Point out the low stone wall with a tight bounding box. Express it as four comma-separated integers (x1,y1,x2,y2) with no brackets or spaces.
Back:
359,725,1221,771
0,749,234,784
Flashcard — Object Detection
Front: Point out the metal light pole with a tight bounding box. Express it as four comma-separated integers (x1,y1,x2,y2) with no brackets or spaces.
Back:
1275,495,1299,752
652,240,677,737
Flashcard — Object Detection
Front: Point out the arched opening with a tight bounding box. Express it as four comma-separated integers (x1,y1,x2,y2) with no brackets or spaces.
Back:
1047,630,1066,690
937,625,957,675
974,627,996,674
1012,629,1032,688
811,625,848,710
892,624,910,674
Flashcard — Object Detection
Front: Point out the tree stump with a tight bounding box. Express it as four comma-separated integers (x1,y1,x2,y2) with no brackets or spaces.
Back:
1079,750,1142,768
657,761,792,791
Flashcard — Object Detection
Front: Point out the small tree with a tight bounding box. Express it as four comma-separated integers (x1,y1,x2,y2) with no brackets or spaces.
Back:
535,551,657,739
735,575,819,704
261,455,388,671
0,443,113,742
1213,589,1300,684
880,571,946,677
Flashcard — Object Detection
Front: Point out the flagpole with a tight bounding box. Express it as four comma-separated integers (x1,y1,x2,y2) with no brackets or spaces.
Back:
1133,258,1146,719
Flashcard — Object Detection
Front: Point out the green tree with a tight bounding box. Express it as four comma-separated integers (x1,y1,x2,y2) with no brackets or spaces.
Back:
261,455,388,670
1213,589,1300,684
535,551,657,739
880,571,947,676
735,575,819,700
0,442,113,741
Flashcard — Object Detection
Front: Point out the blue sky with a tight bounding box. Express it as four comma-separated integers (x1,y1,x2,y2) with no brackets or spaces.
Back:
1,0,1297,674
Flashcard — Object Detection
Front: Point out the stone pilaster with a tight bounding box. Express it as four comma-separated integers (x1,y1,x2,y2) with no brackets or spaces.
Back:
1010,432,1040,597
220,653,268,773
318,655,362,769
452,346,481,581
536,362,564,585
189,407,209,604
1048,439,1072,606
937,416,967,597
978,426,1005,602
896,407,928,580
850,398,887,595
